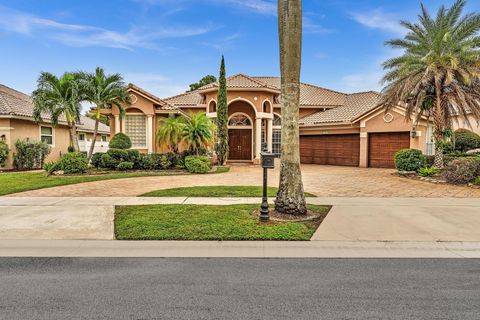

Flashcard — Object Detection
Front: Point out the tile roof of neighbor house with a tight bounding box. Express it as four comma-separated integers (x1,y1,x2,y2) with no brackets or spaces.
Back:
0,84,109,134
298,91,382,126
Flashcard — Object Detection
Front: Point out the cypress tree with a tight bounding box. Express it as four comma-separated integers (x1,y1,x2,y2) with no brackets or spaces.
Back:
216,55,228,165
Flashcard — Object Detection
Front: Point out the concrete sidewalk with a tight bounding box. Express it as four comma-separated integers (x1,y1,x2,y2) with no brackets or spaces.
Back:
0,197,479,241
1,240,480,258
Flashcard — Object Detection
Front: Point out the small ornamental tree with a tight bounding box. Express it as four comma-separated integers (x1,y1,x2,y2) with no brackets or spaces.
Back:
109,133,132,149
216,56,229,165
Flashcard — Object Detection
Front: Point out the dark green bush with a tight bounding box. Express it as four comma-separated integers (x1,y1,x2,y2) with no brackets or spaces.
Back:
43,161,59,175
184,155,212,174
0,141,8,167
100,153,119,169
109,133,132,149
125,149,141,163
454,129,480,152
13,139,51,170
57,152,88,174
116,161,134,171
443,158,480,184
394,149,427,172
91,152,104,168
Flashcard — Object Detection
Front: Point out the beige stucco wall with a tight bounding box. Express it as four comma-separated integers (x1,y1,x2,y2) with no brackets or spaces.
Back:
205,90,275,114
452,115,480,134
1,119,71,169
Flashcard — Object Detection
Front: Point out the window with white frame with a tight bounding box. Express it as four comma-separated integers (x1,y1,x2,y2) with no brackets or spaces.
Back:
40,126,53,145
125,115,146,148
78,133,85,141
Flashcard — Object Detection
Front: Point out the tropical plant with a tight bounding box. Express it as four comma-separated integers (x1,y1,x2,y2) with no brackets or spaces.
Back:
379,0,480,168
184,155,212,173
0,141,8,167
182,112,216,155
32,72,83,151
82,67,130,161
418,166,440,177
274,0,307,216
216,56,229,165
156,115,185,153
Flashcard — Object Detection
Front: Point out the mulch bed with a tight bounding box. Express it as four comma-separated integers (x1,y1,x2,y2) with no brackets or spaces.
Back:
251,208,327,222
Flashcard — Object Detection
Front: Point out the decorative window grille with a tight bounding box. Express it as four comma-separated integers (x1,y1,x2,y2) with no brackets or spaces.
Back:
228,114,251,126
125,115,146,148
272,129,281,157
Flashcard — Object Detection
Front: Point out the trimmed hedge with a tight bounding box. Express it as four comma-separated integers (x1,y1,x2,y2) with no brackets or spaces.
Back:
91,152,104,168
109,133,132,149
117,161,134,171
443,158,480,184
184,155,212,174
394,149,427,172
454,129,480,152
13,139,51,170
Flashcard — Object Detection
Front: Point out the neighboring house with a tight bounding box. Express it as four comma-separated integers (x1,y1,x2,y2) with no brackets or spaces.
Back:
0,84,109,169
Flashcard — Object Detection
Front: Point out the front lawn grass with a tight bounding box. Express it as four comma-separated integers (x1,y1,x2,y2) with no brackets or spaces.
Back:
0,166,230,196
115,204,330,240
141,186,316,197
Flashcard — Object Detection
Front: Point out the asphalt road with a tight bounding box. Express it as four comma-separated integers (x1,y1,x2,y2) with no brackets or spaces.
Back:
1,258,479,320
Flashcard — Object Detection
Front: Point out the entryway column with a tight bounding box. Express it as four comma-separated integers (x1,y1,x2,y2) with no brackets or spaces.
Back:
255,118,262,159
146,115,153,154
120,117,126,134
114,115,120,134
266,118,273,152
359,132,368,168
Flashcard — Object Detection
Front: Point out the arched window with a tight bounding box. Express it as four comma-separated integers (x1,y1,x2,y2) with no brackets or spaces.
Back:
208,100,217,113
228,114,252,126
262,100,271,113
273,114,281,126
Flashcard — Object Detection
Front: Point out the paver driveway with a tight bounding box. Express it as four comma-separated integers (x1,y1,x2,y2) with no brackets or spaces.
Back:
9,164,480,197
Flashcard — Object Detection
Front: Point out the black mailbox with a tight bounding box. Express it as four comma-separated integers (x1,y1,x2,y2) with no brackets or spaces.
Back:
261,152,275,169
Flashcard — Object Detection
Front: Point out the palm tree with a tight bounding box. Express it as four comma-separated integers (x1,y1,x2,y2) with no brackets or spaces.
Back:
182,112,216,155
32,72,83,151
156,115,185,153
274,0,307,215
83,67,130,161
379,0,480,168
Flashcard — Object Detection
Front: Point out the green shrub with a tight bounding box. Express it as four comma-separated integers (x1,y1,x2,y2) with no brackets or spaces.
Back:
437,140,454,154
125,149,141,163
473,177,480,186
91,152,105,168
116,161,134,171
58,152,88,174
394,149,427,172
43,161,59,175
100,153,119,169
0,141,8,167
454,129,480,152
443,158,480,184
138,154,155,170
418,166,440,177
184,155,212,174
13,139,51,170
109,133,132,149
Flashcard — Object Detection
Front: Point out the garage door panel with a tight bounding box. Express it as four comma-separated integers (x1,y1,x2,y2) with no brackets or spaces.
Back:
369,132,410,168
300,134,360,166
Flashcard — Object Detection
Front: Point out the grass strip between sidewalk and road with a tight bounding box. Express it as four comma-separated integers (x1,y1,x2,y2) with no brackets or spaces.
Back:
115,204,330,241
140,186,316,197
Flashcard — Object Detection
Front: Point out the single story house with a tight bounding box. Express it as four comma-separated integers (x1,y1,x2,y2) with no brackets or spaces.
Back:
99,73,479,168
0,84,110,169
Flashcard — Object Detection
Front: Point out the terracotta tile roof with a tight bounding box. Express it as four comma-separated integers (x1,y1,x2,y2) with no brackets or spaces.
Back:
254,77,346,107
299,91,382,126
201,74,279,91
164,90,204,106
0,84,109,133
128,83,178,110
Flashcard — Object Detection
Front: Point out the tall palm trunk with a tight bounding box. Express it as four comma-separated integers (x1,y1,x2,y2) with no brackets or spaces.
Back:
274,0,307,215
433,77,445,168
65,112,80,152
87,110,100,161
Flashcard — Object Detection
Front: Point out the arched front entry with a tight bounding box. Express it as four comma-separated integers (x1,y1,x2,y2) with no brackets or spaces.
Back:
228,112,253,161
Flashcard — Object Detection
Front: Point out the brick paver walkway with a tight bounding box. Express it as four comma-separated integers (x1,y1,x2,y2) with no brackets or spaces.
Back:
9,164,480,198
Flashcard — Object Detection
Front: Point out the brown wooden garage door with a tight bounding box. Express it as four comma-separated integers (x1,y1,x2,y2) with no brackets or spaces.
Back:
368,132,410,168
300,134,360,166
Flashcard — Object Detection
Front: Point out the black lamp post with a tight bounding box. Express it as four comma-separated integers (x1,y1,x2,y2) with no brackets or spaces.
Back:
260,146,276,222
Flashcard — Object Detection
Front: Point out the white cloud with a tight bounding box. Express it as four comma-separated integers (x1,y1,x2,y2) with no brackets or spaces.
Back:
303,17,333,34
124,72,187,97
223,0,276,15
350,9,406,35
0,5,217,50
200,32,243,51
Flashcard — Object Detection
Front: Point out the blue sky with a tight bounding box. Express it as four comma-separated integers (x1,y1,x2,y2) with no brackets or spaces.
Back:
1,0,479,98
